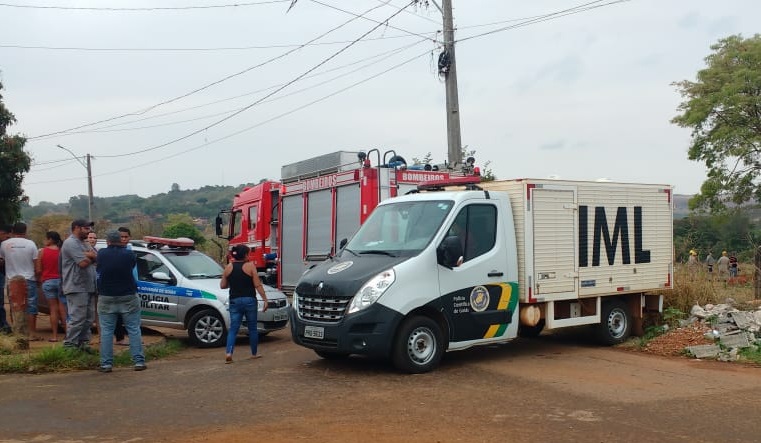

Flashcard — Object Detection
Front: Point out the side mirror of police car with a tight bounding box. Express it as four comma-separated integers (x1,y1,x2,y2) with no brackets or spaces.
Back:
437,236,463,269
339,238,348,250
151,271,172,282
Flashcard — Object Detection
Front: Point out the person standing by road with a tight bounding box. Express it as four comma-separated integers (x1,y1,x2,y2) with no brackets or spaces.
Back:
705,252,715,280
729,252,739,277
60,219,98,353
0,222,40,338
36,231,66,342
220,244,268,363
0,224,12,334
96,231,145,372
716,251,730,281
112,226,134,346
87,232,97,248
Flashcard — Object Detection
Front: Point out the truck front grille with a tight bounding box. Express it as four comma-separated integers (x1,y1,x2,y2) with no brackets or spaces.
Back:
297,293,352,323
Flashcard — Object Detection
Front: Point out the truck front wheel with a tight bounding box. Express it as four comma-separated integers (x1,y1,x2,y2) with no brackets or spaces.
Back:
596,299,631,345
392,316,444,374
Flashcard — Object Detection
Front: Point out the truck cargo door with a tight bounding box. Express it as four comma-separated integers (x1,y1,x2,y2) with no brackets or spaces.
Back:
532,188,576,298
280,194,305,290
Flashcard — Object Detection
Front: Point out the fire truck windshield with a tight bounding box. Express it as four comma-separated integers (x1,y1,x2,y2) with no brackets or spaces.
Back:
344,200,453,257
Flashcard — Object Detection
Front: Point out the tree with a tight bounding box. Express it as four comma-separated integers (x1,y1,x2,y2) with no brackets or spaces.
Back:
163,213,205,245
163,222,206,245
0,80,31,224
672,34,761,211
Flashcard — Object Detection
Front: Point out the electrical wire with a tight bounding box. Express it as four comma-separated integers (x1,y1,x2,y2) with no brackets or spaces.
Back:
26,36,436,143
92,0,418,159
26,46,432,184
28,39,429,137
373,0,439,25
25,0,399,140
457,0,630,44
309,0,432,41
0,32,433,52
0,1,290,11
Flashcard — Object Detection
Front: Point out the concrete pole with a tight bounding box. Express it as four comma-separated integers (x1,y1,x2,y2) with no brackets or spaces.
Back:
86,154,94,221
442,0,463,169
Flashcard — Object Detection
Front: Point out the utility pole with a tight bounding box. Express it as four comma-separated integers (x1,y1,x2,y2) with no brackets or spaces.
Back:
440,0,463,169
57,144,94,221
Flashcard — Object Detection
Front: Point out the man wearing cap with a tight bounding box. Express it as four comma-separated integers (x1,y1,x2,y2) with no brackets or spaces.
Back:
61,219,98,352
96,230,145,372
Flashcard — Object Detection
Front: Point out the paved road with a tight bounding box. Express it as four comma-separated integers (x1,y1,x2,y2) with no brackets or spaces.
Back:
1,328,760,443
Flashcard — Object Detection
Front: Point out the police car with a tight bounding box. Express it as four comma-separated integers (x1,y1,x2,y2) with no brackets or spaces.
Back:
39,236,290,348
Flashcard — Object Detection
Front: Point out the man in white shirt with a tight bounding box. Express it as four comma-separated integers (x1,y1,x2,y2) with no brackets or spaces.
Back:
0,222,40,337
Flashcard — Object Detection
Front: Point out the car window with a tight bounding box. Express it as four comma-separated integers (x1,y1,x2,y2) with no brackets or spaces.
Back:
136,251,171,281
163,251,224,279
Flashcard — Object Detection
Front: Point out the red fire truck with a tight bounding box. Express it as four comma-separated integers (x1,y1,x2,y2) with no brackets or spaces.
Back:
216,150,480,293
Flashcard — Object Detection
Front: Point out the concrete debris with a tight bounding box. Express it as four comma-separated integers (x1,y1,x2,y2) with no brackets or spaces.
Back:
685,301,761,361
686,344,721,359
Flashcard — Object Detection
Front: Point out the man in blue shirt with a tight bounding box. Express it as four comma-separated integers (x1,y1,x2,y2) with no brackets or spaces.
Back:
96,230,146,373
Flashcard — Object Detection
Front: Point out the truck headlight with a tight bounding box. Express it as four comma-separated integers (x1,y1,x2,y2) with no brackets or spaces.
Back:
292,291,299,315
347,269,395,314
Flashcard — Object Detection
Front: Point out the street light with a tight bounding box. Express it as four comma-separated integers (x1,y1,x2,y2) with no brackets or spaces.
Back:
57,144,94,221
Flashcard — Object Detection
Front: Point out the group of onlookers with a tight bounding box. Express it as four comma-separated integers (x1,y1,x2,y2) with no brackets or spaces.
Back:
690,249,740,281
0,220,146,372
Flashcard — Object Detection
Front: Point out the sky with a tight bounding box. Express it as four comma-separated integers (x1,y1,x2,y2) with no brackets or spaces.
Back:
1,0,759,205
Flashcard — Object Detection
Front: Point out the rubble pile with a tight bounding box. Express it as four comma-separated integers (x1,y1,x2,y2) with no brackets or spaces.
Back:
683,301,761,361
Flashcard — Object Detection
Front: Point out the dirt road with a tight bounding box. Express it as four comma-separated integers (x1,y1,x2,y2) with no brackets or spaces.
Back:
1,329,760,443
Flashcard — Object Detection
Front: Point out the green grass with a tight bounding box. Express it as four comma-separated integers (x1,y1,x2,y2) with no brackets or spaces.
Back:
0,339,184,374
739,346,761,365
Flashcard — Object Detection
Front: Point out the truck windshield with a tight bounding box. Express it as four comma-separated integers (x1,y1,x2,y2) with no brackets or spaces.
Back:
164,251,224,279
344,200,453,257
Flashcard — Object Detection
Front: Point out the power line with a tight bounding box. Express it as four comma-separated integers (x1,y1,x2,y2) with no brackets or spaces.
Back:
457,0,630,44
25,0,399,140
309,0,432,41
27,46,431,184
0,32,432,52
93,1,418,159
30,39,429,138
26,35,436,145
0,1,290,11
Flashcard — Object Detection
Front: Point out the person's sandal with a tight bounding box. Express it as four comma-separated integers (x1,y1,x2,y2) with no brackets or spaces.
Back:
225,355,233,364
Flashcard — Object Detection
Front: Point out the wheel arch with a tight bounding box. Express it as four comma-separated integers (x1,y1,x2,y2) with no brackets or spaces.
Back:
395,306,451,352
184,303,226,329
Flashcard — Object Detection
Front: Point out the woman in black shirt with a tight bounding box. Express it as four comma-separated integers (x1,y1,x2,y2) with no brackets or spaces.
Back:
220,245,268,363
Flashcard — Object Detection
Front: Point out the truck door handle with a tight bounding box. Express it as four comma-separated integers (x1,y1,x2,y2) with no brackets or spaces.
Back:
488,271,503,277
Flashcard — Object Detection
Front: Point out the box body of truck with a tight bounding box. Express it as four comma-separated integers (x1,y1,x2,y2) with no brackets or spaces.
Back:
481,179,672,332
290,178,672,373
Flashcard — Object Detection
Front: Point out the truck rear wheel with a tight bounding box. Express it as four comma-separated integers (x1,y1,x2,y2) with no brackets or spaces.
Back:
187,309,226,348
392,316,444,374
596,299,631,345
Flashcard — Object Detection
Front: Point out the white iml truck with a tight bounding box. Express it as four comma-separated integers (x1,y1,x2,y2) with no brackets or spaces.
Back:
290,178,673,373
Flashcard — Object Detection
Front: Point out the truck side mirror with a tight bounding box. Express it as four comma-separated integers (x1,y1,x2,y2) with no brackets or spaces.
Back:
339,238,348,250
437,236,463,268
215,215,223,237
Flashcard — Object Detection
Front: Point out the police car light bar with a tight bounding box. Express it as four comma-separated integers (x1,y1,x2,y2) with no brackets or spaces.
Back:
143,236,195,249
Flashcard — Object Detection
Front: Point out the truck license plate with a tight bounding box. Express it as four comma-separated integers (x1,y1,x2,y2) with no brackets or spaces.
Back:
274,312,288,321
304,325,324,339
